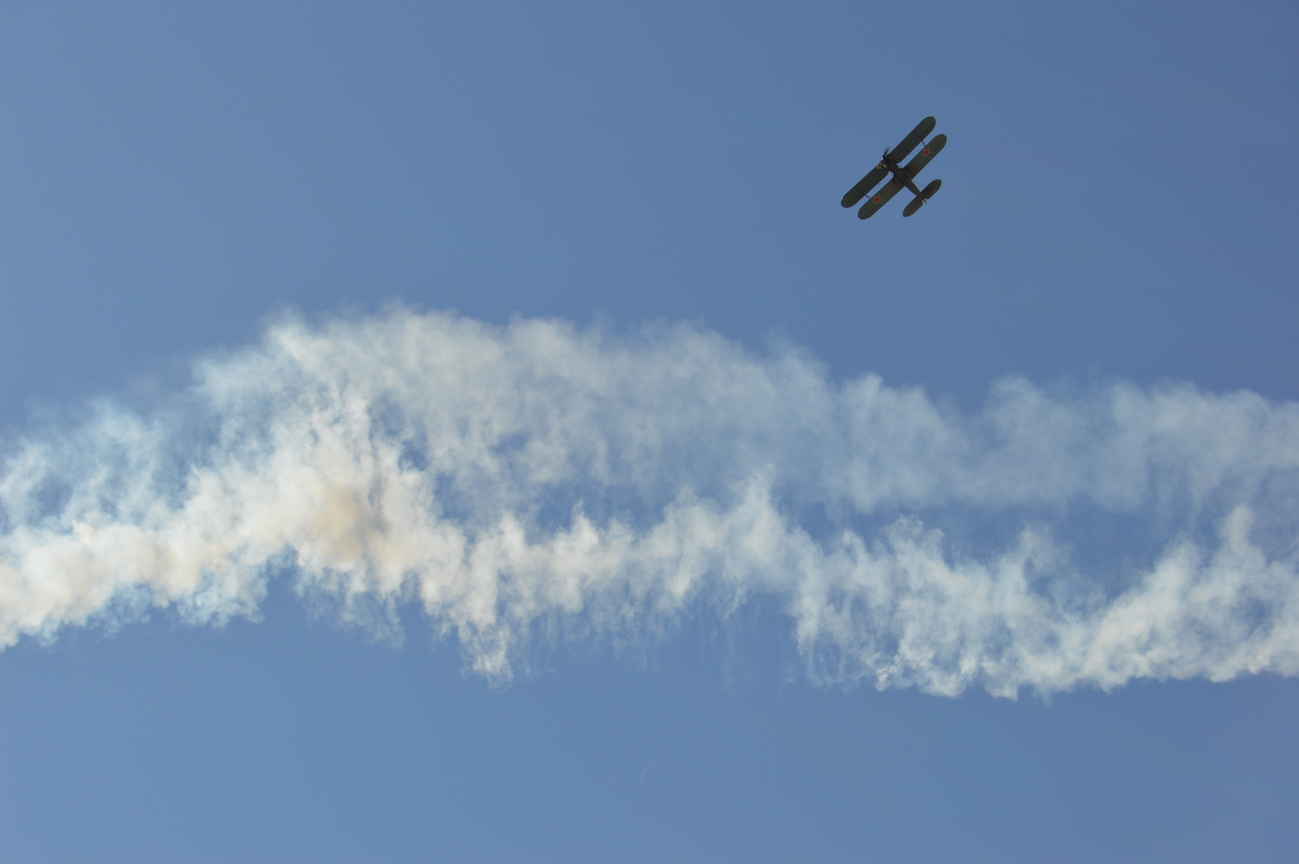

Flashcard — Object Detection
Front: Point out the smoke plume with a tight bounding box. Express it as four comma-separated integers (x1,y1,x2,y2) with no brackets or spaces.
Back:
2,309,1297,696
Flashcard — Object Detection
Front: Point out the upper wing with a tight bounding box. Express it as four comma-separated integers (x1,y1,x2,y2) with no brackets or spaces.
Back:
900,133,946,181
889,117,936,165
857,179,905,219
841,163,889,208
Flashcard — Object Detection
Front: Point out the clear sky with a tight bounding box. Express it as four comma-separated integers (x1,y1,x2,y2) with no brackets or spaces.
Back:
2,2,1297,862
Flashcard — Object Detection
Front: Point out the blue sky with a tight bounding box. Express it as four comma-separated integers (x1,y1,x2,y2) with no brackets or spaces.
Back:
2,2,1297,862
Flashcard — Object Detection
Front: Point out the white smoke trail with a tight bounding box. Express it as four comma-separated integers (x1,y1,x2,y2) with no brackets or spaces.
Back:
1,308,1297,696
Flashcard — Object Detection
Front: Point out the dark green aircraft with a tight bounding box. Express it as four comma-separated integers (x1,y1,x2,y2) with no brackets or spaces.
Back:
841,116,946,219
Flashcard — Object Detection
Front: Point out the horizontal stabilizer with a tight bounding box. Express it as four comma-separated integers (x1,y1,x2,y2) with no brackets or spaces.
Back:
902,179,942,217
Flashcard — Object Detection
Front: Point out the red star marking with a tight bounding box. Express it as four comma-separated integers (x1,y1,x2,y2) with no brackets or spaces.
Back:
922,148,930,155
872,196,881,203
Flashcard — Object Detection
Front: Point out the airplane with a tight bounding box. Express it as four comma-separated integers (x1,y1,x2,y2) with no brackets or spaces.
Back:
841,116,946,219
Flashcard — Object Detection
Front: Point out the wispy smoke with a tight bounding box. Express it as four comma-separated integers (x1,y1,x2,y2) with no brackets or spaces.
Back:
2,309,1297,696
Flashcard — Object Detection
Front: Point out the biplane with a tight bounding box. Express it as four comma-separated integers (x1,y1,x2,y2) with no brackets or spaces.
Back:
841,116,946,219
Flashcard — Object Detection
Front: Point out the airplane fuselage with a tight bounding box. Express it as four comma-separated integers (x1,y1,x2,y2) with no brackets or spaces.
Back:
881,151,924,198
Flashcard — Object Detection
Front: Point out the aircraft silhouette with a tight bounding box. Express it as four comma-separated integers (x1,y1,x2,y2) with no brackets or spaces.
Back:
842,116,946,219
